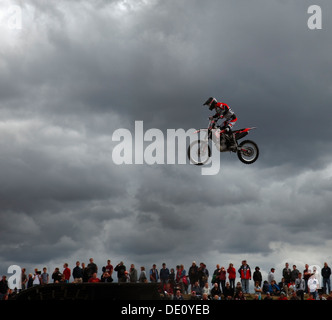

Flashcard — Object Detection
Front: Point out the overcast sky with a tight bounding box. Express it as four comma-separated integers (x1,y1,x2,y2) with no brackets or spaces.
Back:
1,0,332,283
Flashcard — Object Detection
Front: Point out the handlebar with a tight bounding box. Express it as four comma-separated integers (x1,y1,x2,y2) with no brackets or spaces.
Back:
208,118,218,130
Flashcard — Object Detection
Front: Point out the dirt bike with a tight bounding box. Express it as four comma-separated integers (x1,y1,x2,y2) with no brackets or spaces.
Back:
187,119,259,165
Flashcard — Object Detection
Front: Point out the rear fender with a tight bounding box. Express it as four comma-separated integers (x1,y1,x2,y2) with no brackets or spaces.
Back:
234,127,256,140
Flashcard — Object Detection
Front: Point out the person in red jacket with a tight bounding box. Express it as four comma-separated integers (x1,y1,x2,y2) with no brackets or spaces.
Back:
203,97,238,149
219,266,227,294
238,260,251,294
63,263,71,283
227,263,236,289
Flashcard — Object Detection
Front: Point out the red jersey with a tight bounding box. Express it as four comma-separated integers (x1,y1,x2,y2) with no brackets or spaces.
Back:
63,267,71,281
227,267,236,280
213,102,236,121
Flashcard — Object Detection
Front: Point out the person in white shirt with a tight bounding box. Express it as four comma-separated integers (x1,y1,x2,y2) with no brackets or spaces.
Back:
308,274,320,300
267,268,275,284
202,282,211,297
32,269,41,286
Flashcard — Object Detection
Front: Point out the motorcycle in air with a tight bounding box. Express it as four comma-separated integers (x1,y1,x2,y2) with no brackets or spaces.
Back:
187,119,259,165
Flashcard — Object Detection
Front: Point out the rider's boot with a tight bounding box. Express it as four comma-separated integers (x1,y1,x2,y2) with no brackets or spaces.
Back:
224,129,237,152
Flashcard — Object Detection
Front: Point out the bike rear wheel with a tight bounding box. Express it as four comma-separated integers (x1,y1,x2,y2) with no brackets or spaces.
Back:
237,140,259,164
187,140,211,165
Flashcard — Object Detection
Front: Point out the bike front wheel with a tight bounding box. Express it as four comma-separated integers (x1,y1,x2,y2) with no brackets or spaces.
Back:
187,140,211,165
237,140,259,164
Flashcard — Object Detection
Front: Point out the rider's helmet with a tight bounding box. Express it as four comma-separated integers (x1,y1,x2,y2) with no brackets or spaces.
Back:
203,97,218,110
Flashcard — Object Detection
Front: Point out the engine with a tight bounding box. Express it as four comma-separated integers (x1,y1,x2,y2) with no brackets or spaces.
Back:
211,129,228,152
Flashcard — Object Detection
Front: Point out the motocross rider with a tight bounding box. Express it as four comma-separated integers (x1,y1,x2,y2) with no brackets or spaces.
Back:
203,97,238,148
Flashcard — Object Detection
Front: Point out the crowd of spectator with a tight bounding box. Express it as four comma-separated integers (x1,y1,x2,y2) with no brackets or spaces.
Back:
1,258,331,300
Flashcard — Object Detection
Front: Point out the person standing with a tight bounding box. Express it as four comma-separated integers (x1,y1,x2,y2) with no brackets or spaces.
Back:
115,261,126,283
33,269,41,286
160,263,170,290
168,268,176,289
253,266,262,287
321,262,331,294
82,263,89,283
63,263,71,283
212,264,221,287
176,264,188,294
219,267,227,294
282,262,291,285
149,264,159,283
308,274,319,300
27,274,34,288
52,268,62,283
129,264,138,283
303,264,313,293
73,261,83,283
0,276,8,300
291,265,299,282
188,261,199,289
138,266,147,283
268,268,276,284
87,258,98,281
295,272,305,300
21,268,28,291
41,267,49,285
238,260,251,293
227,263,236,289
198,263,209,288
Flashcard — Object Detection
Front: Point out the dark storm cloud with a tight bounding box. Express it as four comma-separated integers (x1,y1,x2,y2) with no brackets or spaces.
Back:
0,119,125,213
1,0,332,277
